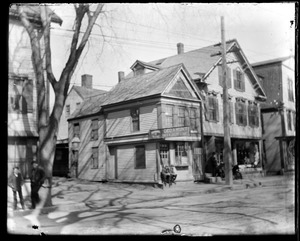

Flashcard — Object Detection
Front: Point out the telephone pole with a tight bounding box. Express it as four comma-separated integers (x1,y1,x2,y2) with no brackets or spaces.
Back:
221,16,233,186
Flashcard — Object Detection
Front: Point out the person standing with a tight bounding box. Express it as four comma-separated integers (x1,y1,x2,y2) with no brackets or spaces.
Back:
30,161,46,209
8,167,25,211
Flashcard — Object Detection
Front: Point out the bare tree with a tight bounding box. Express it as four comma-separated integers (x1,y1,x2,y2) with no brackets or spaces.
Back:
17,4,104,212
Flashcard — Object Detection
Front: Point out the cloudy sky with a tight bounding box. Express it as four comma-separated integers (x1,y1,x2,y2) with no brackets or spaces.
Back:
48,3,295,107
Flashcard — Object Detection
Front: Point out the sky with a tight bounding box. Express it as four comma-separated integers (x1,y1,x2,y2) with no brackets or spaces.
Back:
48,3,295,108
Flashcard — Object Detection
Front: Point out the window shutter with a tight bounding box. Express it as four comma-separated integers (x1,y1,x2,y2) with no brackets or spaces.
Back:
229,102,234,124
227,66,232,88
218,66,223,87
184,107,190,127
204,99,210,121
241,72,245,91
243,103,247,126
233,69,237,89
22,79,33,113
173,105,178,127
215,98,219,122
235,102,239,125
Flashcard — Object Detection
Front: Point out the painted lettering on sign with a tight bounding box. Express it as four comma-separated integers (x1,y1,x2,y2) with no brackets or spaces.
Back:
149,127,190,139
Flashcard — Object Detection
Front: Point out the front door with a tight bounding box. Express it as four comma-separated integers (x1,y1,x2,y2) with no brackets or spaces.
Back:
159,143,169,166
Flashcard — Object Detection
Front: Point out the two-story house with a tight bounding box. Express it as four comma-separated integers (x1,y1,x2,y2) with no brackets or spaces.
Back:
128,40,267,177
252,56,295,174
68,63,202,183
8,5,62,179
54,74,106,176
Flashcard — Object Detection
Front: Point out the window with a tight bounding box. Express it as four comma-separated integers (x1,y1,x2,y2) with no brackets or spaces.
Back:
76,102,81,108
175,142,188,166
91,147,98,169
165,105,173,128
178,107,185,126
293,111,296,130
9,76,33,114
91,119,98,140
205,96,219,122
131,108,140,132
288,78,294,102
218,66,232,88
190,108,197,130
233,68,245,91
287,110,292,131
229,101,234,124
74,123,80,138
135,145,146,169
248,102,259,127
160,143,169,166
65,105,70,117
235,100,247,126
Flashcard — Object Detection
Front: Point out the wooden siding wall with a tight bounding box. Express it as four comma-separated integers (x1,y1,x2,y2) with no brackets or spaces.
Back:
8,21,38,137
116,143,157,182
262,111,282,172
69,116,106,181
203,56,262,139
58,90,83,141
106,104,158,137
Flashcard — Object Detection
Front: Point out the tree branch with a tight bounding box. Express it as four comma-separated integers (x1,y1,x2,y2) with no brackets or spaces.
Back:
40,5,57,90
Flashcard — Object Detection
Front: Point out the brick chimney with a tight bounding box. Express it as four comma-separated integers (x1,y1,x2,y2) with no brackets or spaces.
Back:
118,71,125,83
177,43,184,55
81,74,93,89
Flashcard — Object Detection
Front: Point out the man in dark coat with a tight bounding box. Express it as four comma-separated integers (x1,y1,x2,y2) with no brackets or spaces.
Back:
30,161,46,209
8,167,25,211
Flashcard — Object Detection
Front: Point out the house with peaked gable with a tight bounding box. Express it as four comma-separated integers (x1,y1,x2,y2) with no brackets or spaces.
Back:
68,63,203,183
54,74,106,176
252,56,295,174
8,5,62,179
127,40,267,177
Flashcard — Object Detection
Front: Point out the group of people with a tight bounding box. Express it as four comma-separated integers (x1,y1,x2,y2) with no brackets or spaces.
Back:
8,160,45,211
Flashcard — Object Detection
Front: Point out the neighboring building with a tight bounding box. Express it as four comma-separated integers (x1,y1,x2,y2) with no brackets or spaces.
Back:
8,5,62,179
54,74,106,176
130,40,267,177
68,64,202,182
252,56,295,174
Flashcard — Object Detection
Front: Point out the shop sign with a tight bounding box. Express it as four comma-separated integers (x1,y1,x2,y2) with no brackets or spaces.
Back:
149,127,190,139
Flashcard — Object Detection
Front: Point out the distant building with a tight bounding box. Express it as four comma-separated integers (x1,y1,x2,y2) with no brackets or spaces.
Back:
8,4,62,179
54,74,106,176
252,56,295,174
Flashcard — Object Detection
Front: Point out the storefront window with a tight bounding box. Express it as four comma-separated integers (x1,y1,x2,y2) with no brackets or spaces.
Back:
160,143,169,166
175,142,188,166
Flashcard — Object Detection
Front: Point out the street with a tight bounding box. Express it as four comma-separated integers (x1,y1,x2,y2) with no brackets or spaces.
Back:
7,178,295,236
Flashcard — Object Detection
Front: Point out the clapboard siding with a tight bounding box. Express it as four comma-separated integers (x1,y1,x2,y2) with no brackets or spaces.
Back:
106,104,158,137
69,116,106,181
116,143,157,182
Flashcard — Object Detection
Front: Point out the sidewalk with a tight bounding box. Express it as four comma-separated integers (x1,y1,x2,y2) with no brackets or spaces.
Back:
8,172,295,216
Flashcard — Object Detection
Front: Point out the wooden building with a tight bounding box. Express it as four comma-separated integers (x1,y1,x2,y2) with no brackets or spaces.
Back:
127,40,267,177
68,64,202,183
8,5,62,179
55,74,106,176
252,56,295,174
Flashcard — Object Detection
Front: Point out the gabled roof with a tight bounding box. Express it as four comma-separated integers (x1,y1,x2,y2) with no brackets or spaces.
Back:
71,85,107,99
140,39,266,100
251,56,294,67
69,64,200,120
130,60,161,71
9,4,63,25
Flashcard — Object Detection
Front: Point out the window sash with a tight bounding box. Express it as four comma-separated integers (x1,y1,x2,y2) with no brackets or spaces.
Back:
178,107,185,126
190,108,197,130
165,105,173,127
235,102,247,126
74,123,80,137
131,108,140,132
207,97,219,121
287,111,292,130
92,147,98,168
